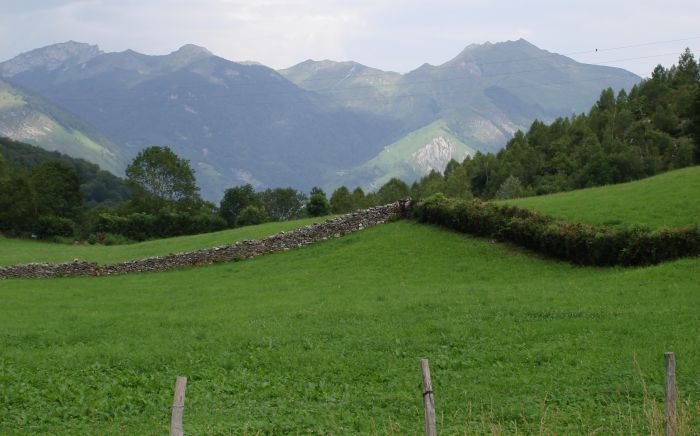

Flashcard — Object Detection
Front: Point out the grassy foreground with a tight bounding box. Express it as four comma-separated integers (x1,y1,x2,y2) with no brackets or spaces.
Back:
0,217,326,267
502,166,700,230
1,221,699,434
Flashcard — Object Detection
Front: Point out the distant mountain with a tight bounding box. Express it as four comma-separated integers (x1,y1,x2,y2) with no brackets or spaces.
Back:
281,39,641,187
0,39,641,198
0,77,124,174
0,42,403,199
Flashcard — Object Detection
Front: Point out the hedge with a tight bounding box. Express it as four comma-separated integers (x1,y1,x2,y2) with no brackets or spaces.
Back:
411,194,700,266
96,212,226,241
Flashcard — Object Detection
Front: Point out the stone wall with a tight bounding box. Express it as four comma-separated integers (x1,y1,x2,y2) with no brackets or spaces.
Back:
0,203,400,280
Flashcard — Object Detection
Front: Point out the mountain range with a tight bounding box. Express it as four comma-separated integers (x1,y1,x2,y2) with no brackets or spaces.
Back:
0,39,640,199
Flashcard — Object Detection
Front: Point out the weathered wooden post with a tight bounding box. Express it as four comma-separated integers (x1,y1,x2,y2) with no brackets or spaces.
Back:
665,352,677,436
170,376,187,436
420,359,437,436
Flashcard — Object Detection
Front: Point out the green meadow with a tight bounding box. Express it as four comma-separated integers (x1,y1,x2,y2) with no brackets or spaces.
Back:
503,166,700,230
1,169,699,434
0,217,326,267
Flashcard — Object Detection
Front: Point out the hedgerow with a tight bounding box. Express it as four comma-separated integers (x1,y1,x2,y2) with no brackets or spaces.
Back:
412,194,700,266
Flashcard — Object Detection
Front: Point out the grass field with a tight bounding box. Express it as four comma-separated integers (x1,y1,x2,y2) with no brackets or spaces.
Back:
1,220,699,434
0,217,326,267
502,166,700,230
1,168,699,434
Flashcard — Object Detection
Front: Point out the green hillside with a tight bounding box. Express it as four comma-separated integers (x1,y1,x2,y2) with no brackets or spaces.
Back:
0,78,124,175
0,216,326,267
1,221,698,434
502,166,700,229
335,119,476,190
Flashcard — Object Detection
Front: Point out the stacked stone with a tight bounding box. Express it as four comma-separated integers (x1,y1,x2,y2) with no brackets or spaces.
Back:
0,203,400,280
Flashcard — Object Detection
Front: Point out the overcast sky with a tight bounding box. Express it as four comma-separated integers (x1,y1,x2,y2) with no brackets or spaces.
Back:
0,0,698,76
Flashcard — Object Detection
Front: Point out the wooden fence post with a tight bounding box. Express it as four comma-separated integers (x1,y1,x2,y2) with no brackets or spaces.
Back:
170,376,187,436
665,352,677,436
420,359,437,436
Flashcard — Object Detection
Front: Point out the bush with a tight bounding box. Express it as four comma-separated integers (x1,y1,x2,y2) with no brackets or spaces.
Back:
412,196,700,266
89,232,133,246
35,215,75,239
95,211,226,241
236,205,267,227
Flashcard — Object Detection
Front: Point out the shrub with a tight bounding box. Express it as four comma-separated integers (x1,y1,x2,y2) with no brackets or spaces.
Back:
412,196,700,266
95,211,226,241
35,216,75,239
236,205,267,227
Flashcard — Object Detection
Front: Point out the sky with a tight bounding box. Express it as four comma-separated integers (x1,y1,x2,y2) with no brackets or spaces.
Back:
0,0,699,77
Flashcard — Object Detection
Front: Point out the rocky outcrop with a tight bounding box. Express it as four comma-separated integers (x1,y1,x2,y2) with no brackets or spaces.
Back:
411,136,468,173
0,203,400,280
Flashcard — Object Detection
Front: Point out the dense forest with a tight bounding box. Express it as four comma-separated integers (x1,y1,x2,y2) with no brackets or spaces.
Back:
0,137,131,207
1,49,699,244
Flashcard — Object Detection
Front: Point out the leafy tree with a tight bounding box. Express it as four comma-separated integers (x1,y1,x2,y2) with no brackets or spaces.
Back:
330,186,353,214
411,170,446,200
259,187,306,221
236,205,267,227
377,178,410,204
0,167,35,233
690,88,700,163
126,146,199,212
306,187,330,217
31,161,83,220
443,159,460,178
351,187,366,209
494,175,524,200
220,184,257,227
443,164,473,200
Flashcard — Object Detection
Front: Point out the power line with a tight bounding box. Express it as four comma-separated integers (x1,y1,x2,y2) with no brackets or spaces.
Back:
567,36,700,56
279,36,700,87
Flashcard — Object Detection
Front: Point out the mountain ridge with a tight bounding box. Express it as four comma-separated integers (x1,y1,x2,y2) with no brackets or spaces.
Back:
0,39,641,198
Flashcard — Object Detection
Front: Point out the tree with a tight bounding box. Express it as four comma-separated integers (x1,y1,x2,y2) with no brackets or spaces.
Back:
377,178,410,204
306,187,330,217
494,175,524,200
411,170,446,200
126,146,199,212
236,205,267,226
330,186,353,214
220,184,257,227
443,164,472,200
674,48,700,85
689,88,700,163
31,161,83,220
259,187,306,221
0,154,6,179
0,167,35,233
351,187,366,209
443,159,460,178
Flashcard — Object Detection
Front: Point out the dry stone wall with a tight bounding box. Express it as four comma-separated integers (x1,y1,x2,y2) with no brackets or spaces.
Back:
0,203,401,280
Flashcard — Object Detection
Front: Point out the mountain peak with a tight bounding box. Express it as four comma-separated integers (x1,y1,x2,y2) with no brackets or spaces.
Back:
0,41,101,76
171,44,211,58
161,44,213,68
